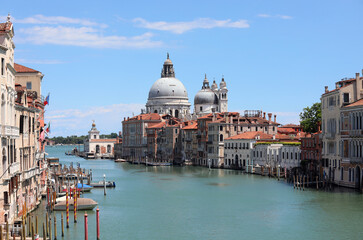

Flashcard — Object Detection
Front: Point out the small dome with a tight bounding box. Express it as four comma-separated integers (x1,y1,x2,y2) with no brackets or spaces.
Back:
211,80,218,91
220,77,227,89
164,58,173,65
194,88,219,105
148,77,188,99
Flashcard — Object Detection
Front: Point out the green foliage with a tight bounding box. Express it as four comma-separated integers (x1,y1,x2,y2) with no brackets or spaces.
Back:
50,135,88,144
299,102,321,133
49,132,119,145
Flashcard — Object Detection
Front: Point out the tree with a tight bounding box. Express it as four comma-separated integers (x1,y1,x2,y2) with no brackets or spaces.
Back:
300,102,321,133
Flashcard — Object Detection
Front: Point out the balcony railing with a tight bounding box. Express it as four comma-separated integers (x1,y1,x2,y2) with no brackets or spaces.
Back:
0,125,19,137
23,167,39,180
9,162,20,176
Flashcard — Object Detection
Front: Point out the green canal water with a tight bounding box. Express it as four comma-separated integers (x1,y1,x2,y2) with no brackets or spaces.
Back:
32,145,363,240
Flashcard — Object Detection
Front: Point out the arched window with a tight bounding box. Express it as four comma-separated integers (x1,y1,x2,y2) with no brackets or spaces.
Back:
219,134,223,141
96,145,100,154
175,109,179,118
154,110,158,113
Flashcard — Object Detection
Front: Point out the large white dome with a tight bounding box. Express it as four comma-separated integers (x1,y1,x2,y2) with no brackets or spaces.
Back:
148,77,188,100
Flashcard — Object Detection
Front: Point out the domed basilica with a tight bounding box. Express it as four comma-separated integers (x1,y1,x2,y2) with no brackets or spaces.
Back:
145,54,228,119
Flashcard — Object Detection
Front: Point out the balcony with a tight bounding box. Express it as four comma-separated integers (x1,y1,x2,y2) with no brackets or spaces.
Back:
348,130,363,137
1,125,19,137
350,157,363,164
9,162,20,176
23,167,39,180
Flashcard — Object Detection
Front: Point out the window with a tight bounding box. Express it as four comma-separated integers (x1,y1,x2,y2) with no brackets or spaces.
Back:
1,58,4,75
19,115,24,134
220,125,223,131
26,82,32,90
219,134,223,141
343,93,349,103
200,106,203,111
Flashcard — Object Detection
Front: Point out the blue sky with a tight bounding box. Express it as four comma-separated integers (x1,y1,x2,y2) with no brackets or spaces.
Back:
3,0,363,136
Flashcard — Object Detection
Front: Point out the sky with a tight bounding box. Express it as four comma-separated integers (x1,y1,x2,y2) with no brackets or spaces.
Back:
2,0,363,136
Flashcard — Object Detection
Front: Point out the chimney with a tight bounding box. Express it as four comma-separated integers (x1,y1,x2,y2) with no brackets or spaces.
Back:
356,72,361,99
263,112,266,119
274,115,276,122
268,113,272,122
325,86,328,93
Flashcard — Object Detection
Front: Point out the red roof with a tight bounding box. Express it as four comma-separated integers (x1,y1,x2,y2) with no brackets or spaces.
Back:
126,113,161,121
225,131,273,140
182,121,198,130
14,63,39,73
280,124,301,128
147,122,166,129
343,98,363,108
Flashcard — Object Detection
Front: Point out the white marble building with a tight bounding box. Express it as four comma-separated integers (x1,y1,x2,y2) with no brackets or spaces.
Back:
146,54,191,119
194,74,228,117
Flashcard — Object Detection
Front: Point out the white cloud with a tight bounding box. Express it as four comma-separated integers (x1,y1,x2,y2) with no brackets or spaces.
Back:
133,17,250,34
16,26,163,49
3,14,107,28
257,14,293,20
45,103,144,136
257,14,271,18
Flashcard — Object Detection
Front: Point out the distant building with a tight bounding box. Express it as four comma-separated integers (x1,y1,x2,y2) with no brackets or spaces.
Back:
84,121,116,158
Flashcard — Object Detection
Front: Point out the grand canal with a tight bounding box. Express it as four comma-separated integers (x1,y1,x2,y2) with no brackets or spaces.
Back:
33,145,363,239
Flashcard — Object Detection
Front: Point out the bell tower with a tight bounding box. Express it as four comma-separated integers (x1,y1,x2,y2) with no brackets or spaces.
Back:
219,77,228,112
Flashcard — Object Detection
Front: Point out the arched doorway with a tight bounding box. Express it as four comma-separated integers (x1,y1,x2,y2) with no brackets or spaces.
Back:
96,145,100,154
107,145,111,153
355,166,361,189
235,155,239,168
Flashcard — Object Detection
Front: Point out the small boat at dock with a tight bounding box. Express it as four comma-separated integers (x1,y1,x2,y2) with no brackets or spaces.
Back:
115,159,127,162
54,198,98,211
76,183,93,192
90,181,116,188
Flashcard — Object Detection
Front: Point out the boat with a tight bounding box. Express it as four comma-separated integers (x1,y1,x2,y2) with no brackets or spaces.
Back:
90,181,116,188
146,162,173,166
115,159,127,162
54,198,98,211
76,183,93,192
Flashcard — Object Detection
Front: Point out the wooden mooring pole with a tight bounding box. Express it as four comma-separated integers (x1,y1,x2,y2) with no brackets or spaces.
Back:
61,213,64,237
84,212,88,240
96,208,100,240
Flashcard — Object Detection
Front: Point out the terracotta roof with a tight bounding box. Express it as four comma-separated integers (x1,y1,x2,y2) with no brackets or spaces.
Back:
322,82,353,95
126,113,161,121
182,121,197,130
343,98,363,108
280,124,301,128
90,139,117,143
147,122,166,129
225,131,273,140
14,63,39,73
